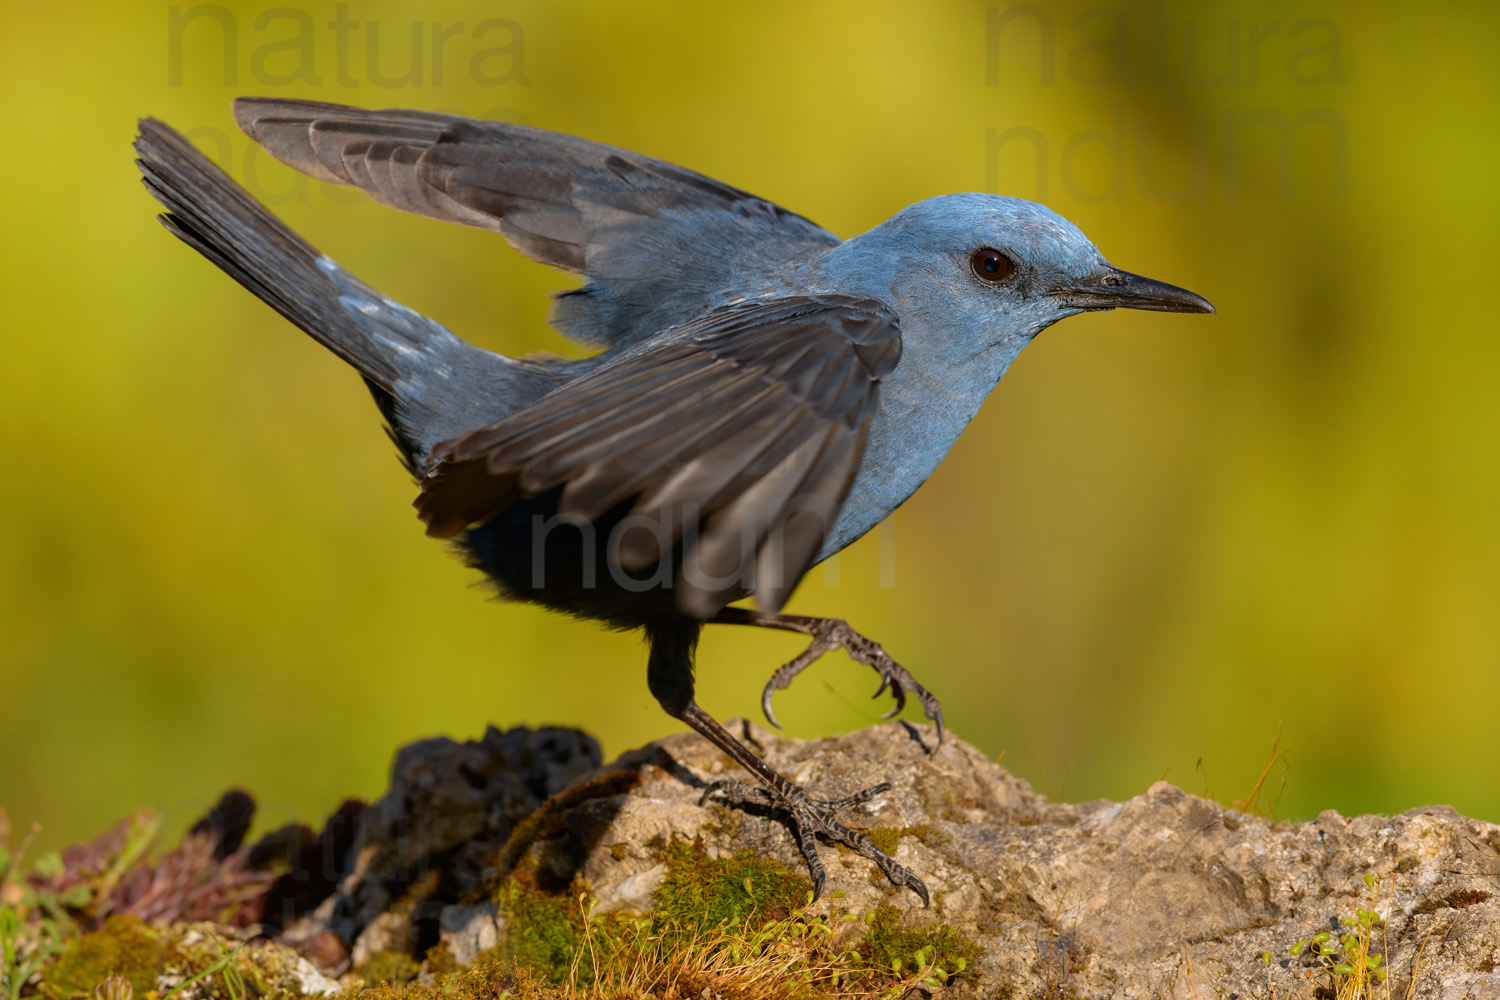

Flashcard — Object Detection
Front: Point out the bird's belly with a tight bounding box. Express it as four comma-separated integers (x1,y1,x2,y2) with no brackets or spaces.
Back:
459,488,694,631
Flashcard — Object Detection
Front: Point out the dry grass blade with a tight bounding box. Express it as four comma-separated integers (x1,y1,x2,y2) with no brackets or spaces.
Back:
1231,722,1289,820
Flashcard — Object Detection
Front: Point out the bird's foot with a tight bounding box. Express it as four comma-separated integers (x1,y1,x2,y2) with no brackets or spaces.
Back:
678,702,931,905
699,777,929,906
760,618,944,745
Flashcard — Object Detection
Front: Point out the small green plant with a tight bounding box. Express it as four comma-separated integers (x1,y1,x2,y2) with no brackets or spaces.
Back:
1289,873,1389,1000
0,808,171,1000
159,932,248,1000
2,902,67,1000
1,817,71,1000
857,903,977,992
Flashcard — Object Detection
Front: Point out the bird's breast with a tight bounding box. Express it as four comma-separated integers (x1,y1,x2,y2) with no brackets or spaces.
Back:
819,335,1022,560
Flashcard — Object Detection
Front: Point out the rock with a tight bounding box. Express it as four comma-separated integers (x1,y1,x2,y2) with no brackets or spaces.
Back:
349,911,410,968
22,722,1500,997
592,862,667,915
277,925,349,972
292,725,602,948
436,902,505,967
360,725,603,878
285,955,343,996
468,720,1500,998
143,923,342,1000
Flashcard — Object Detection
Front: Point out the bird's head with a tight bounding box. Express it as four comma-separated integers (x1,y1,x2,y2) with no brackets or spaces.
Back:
825,192,1213,358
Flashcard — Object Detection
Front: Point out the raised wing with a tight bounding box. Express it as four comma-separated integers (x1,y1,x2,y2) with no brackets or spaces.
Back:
233,98,841,346
415,296,901,618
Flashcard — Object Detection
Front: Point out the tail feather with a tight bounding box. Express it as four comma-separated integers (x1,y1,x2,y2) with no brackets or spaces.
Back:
137,116,401,388
135,117,569,471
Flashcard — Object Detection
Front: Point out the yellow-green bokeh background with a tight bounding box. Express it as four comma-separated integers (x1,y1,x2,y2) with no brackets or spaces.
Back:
3,0,1497,851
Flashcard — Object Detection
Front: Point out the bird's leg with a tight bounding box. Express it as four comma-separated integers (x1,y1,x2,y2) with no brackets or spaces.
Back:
679,701,930,907
710,608,944,744
646,619,928,904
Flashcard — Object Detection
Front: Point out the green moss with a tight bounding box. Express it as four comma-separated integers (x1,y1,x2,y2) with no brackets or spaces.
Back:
44,916,164,999
492,877,584,984
907,824,943,849
158,927,310,1000
475,838,814,989
863,824,944,857
472,835,976,994
653,839,811,934
353,953,561,1000
355,949,421,985
857,904,980,986
420,940,463,981
45,921,366,1000
863,827,901,856
487,770,639,888
482,833,813,987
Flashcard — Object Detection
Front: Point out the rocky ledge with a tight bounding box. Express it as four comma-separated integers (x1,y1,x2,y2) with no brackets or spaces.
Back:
6,723,1499,999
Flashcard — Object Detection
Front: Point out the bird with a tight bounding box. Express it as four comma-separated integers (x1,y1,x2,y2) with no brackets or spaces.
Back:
134,98,1213,907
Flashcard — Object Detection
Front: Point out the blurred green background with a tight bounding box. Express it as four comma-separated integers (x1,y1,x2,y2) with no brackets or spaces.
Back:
3,0,1497,852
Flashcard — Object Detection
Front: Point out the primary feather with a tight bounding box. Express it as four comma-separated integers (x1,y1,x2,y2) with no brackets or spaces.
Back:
233,98,839,348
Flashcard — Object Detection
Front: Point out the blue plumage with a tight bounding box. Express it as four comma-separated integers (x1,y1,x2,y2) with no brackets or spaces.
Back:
135,100,1212,905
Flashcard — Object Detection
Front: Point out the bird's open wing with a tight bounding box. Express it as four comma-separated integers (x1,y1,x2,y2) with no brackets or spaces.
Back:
232,99,840,346
415,295,901,618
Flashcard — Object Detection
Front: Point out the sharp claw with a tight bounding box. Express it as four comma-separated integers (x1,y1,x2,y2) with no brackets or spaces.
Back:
933,707,945,747
877,684,908,719
810,871,826,903
910,875,931,908
761,682,784,730
872,674,890,699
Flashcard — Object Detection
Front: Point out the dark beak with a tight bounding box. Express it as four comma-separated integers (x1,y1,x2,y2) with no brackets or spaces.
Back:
1052,267,1215,314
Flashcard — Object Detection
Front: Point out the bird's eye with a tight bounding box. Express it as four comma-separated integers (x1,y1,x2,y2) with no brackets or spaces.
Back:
970,247,1015,283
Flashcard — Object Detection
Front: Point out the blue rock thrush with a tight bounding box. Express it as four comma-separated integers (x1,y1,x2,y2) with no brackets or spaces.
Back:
135,99,1213,905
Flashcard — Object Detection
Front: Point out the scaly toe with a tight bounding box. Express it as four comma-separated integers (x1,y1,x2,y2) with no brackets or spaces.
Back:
812,781,892,811
699,778,766,808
